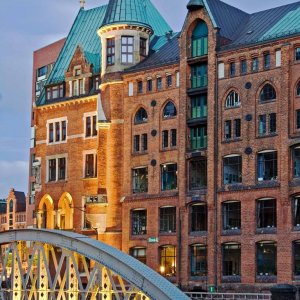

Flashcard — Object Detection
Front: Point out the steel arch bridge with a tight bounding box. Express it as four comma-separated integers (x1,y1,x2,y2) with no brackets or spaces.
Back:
0,229,189,300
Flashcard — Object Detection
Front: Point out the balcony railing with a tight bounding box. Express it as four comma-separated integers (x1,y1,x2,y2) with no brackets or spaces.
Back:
191,136,207,150
191,75,208,89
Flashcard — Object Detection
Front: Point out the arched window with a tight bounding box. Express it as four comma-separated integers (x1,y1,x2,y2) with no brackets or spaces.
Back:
225,91,240,108
134,108,148,124
297,81,300,97
191,21,208,57
9,200,13,213
163,102,177,118
260,84,276,101
41,203,47,229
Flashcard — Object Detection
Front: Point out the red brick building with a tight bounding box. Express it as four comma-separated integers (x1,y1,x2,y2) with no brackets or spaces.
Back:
29,0,300,293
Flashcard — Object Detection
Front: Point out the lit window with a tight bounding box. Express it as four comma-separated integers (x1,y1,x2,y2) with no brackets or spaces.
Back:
84,153,97,178
256,241,277,276
134,108,148,124
223,155,242,185
161,164,177,191
131,209,147,235
121,36,134,64
223,243,241,276
257,151,277,181
222,201,241,230
163,101,177,118
260,84,276,101
159,246,176,277
257,198,276,229
132,167,148,194
160,207,176,233
130,247,146,264
225,91,240,108
190,244,207,277
190,204,207,232
107,38,115,66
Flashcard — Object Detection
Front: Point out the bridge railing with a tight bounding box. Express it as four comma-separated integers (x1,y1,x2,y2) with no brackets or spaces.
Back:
185,292,271,300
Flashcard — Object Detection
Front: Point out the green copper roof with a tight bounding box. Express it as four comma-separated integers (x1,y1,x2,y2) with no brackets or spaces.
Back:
187,0,204,11
102,0,152,30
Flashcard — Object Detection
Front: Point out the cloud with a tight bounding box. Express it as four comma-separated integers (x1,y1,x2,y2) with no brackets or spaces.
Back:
0,160,28,198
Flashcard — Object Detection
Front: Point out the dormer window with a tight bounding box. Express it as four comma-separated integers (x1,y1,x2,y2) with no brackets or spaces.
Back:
46,84,64,101
140,38,147,57
121,36,134,64
75,68,81,76
107,38,115,66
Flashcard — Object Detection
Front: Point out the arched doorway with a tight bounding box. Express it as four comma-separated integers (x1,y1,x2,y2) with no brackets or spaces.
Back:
38,194,54,229
58,192,73,230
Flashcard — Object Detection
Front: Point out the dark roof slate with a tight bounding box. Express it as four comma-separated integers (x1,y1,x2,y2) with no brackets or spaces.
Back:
14,191,26,213
125,32,180,73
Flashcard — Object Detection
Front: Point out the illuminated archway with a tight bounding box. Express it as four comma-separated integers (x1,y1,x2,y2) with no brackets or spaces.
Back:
58,192,73,230
38,194,54,229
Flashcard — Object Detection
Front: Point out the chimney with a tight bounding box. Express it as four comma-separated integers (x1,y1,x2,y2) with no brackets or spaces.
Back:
80,0,86,9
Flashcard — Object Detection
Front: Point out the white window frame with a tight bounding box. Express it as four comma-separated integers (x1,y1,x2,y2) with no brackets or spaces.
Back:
46,154,68,183
128,82,134,96
83,150,97,179
225,91,240,108
275,49,281,67
218,63,225,79
46,117,68,145
83,112,97,139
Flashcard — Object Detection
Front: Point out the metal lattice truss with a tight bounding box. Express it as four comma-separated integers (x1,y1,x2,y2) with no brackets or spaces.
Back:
0,230,189,300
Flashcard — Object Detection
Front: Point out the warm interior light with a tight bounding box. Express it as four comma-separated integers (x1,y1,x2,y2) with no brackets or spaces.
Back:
160,265,165,274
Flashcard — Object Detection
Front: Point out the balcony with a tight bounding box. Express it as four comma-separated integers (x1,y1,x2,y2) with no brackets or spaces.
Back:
191,75,208,89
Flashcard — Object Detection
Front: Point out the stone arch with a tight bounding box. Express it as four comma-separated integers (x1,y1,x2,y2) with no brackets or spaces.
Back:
38,194,54,229
58,192,73,230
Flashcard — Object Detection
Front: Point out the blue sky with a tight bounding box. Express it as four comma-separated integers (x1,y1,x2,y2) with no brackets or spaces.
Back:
0,0,297,198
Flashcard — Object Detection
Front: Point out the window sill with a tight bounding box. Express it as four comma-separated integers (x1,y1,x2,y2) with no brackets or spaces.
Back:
160,148,177,152
162,116,177,121
256,227,277,234
224,105,241,111
189,231,207,237
256,275,277,283
257,133,278,139
222,275,241,283
132,151,148,156
190,276,207,281
82,177,97,180
134,121,148,125
222,229,241,236
259,99,276,104
222,138,242,144
46,180,68,185
48,141,67,146
84,136,97,140
159,232,176,236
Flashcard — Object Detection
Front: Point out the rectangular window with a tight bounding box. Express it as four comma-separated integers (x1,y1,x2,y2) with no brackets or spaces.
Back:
48,159,56,182
224,120,232,140
191,64,208,88
223,155,242,185
269,113,276,134
296,47,300,61
160,246,176,277
138,81,143,93
147,79,152,92
55,122,60,142
130,248,146,264
176,71,180,87
294,149,300,178
85,153,97,178
161,163,177,191
257,199,276,228
191,34,208,57
62,121,67,141
256,242,277,276
128,82,134,96
191,95,207,119
160,207,176,233
223,202,241,230
134,135,140,153
189,159,207,190
257,151,277,181
166,74,172,87
190,245,207,277
131,209,147,235
252,57,259,72
58,157,66,180
157,77,162,90
37,65,48,78
191,125,207,149
223,244,241,276
230,62,236,77
240,60,247,74
162,130,169,149
297,110,300,130
121,36,134,64
132,167,148,194
48,119,67,144
73,80,78,96
92,115,97,136
49,123,54,143
79,79,84,95
234,119,241,138
107,38,115,65
46,84,64,101
258,114,267,136
275,49,281,67
294,241,300,275
171,129,177,147
190,204,207,232
264,52,271,69
218,62,225,79
85,115,97,138
140,38,147,57
141,134,148,152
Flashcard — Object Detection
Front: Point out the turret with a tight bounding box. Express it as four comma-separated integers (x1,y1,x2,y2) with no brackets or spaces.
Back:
98,0,153,76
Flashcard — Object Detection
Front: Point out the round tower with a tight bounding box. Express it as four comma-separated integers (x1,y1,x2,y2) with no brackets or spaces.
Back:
98,0,153,76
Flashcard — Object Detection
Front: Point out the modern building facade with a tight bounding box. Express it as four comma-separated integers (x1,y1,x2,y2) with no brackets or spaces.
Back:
29,0,300,292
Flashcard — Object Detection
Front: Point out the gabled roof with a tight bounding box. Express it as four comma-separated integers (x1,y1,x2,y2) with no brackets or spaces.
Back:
125,33,180,73
102,0,152,30
38,0,172,106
